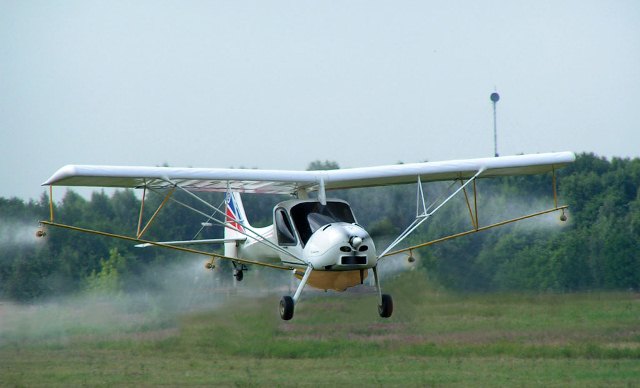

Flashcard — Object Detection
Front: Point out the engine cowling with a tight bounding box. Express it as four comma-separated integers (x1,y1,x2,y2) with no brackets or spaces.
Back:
303,222,376,270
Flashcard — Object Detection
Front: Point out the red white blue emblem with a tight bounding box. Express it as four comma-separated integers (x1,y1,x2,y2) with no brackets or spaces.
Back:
225,192,245,232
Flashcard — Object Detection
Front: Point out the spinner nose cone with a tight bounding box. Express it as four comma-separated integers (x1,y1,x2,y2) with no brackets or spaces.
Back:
349,236,363,249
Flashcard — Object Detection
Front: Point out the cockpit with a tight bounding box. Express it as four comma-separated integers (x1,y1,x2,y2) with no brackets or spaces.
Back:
274,200,356,246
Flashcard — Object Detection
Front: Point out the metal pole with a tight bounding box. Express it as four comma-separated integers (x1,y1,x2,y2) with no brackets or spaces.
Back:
490,92,500,157
493,102,498,157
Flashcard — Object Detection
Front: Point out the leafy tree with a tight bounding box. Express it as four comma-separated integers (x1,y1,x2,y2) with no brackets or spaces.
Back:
307,160,340,171
85,248,126,295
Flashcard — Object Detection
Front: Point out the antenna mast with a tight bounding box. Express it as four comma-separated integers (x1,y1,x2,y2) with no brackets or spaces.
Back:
490,92,500,157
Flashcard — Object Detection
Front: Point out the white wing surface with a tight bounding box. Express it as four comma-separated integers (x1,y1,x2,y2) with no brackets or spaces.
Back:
43,152,576,194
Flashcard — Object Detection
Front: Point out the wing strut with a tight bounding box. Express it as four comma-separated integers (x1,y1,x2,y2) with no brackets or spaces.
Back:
378,169,484,258
460,178,479,230
137,186,175,239
38,220,293,271
318,176,327,205
381,166,570,258
381,205,568,258
136,185,147,237
160,182,301,262
48,186,54,222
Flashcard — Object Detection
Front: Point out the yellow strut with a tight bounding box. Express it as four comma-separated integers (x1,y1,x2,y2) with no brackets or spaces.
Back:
48,186,54,222
137,186,147,237
461,180,477,230
39,220,293,271
382,205,569,258
137,187,175,239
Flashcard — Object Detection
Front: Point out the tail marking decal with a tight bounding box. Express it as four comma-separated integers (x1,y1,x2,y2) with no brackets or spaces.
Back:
225,192,245,233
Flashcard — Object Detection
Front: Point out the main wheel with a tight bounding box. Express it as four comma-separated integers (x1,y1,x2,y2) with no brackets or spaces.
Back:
279,296,294,320
378,294,393,318
234,269,244,281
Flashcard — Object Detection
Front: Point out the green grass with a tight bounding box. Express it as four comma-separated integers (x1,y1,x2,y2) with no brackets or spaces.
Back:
1,271,639,386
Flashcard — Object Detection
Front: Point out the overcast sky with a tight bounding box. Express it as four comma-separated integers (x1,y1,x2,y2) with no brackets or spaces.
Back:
1,1,639,200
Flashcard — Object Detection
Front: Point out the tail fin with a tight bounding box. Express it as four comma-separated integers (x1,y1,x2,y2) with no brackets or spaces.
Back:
224,191,250,257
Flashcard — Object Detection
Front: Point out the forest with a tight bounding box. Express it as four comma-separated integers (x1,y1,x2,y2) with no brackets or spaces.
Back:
1,153,639,301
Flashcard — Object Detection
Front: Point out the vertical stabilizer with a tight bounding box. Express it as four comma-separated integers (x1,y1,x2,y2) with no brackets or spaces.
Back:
224,192,249,257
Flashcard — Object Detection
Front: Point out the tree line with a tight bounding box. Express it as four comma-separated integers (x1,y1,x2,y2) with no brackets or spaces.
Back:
1,153,638,301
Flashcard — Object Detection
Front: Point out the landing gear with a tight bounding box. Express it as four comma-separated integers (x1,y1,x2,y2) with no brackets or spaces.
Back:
279,265,313,321
378,294,393,318
279,296,294,320
232,262,247,281
373,266,393,318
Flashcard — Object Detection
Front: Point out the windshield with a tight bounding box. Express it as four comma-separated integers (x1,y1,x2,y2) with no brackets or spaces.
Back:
290,201,356,245
307,213,335,233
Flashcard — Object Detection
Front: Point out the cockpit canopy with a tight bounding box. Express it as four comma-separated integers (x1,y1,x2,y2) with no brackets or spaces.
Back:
274,200,356,246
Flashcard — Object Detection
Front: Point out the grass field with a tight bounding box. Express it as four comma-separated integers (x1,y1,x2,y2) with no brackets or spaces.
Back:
1,270,639,386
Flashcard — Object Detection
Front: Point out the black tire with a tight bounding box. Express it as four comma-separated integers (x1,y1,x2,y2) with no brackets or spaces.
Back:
279,296,294,320
378,294,393,318
234,270,244,281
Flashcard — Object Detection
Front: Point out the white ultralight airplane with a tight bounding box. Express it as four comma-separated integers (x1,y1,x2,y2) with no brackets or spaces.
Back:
39,151,575,320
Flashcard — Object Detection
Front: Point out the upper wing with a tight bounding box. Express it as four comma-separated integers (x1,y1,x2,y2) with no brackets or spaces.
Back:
43,164,317,194
43,151,576,194
318,151,575,190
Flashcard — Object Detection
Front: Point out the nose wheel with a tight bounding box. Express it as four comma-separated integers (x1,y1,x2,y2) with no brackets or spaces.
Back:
279,296,294,320
278,265,313,320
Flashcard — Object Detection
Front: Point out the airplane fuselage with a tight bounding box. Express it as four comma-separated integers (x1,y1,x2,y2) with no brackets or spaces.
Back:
231,199,377,290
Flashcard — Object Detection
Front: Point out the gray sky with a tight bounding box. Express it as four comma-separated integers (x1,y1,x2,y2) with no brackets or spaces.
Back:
1,1,639,200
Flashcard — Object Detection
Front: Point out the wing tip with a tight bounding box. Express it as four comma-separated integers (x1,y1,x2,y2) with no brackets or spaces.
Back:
42,164,79,186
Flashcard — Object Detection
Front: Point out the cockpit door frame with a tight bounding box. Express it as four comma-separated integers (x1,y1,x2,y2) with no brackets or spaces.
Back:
274,207,299,247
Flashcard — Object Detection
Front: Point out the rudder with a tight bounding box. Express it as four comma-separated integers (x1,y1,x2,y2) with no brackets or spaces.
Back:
224,191,249,257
